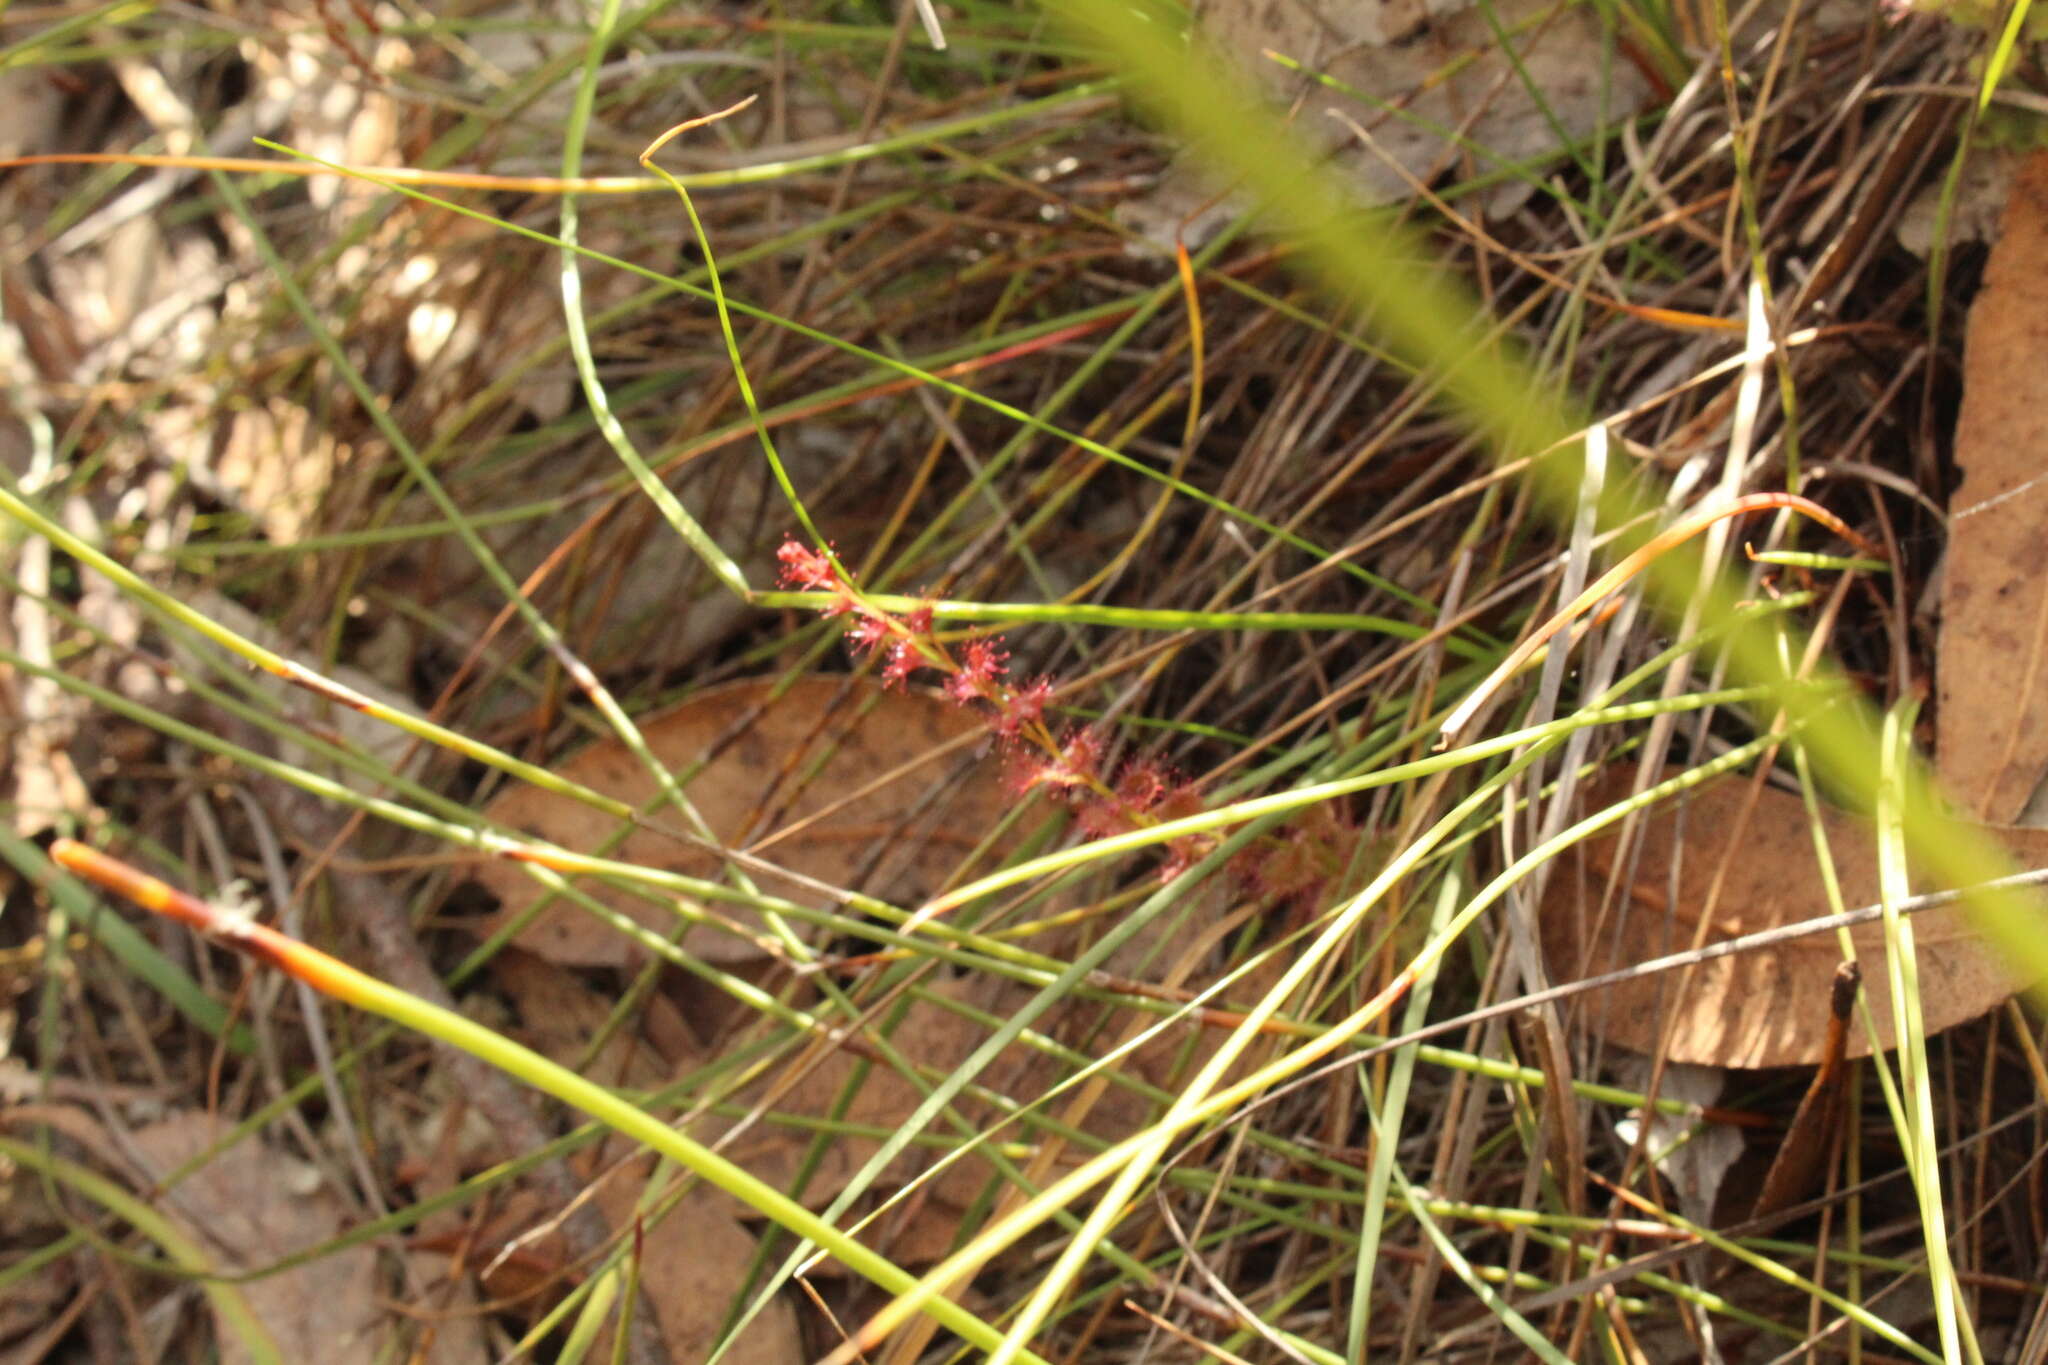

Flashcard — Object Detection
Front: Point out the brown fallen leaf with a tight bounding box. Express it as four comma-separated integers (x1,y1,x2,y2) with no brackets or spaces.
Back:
421,1156,803,1363
468,676,1013,967
1538,769,2048,1069
123,1112,382,1365
585,1163,803,1365
1125,0,1658,246
401,955,801,1360
704,894,1269,1282
489,947,678,1091
1939,147,2048,824
706,975,1039,1213
1545,155,2048,1071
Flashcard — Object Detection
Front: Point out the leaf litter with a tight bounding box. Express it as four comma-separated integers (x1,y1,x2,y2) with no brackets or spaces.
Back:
1938,149,2048,825
466,672,1262,1200
14,3,2048,1359
123,1112,382,1365
467,675,1013,967
1543,150,2048,1071
477,951,803,1363
1540,767,2048,1068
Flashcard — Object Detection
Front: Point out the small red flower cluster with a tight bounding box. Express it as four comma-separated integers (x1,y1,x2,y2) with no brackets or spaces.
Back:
777,541,936,686
776,539,1031,713
778,539,1351,904
778,539,1209,873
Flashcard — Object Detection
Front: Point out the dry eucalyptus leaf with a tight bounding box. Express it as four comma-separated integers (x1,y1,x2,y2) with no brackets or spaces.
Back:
124,1113,381,1365
1939,147,2048,825
1546,156,2048,1070
479,428,849,672
589,1167,802,1365
1131,0,1885,248
489,948,678,1090
469,676,1011,967
1121,0,1650,246
1539,770,2047,1069
856,1193,979,1271
430,1156,801,1362
705,975,1038,1212
388,1137,493,1365
1898,144,2023,258
705,920,1269,1225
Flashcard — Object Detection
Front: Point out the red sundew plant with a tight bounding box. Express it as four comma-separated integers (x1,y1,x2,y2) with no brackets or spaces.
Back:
777,539,1354,908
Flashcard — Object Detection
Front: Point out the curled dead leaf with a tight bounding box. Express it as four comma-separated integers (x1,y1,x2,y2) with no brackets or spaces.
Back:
467,676,1012,967
1539,769,2046,1069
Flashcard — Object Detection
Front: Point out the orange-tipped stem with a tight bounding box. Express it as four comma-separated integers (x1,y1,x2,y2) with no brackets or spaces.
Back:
47,843,1024,1355
51,839,356,997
